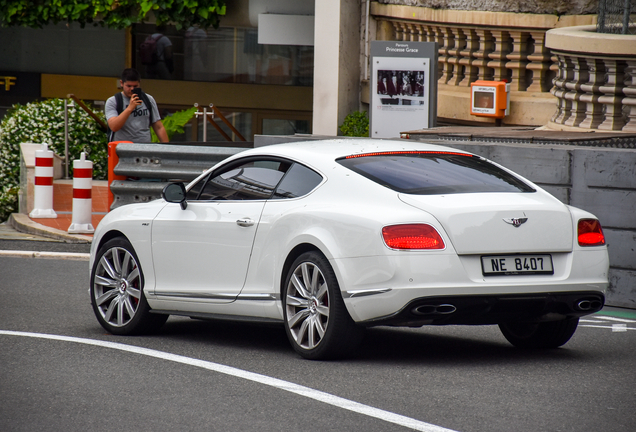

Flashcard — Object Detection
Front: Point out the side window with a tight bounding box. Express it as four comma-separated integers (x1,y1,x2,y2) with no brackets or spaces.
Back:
195,159,291,201
272,163,323,199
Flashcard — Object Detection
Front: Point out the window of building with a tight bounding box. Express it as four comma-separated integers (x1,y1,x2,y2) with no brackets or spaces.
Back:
133,24,314,86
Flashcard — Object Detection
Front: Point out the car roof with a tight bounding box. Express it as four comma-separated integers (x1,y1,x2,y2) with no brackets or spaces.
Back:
237,139,474,166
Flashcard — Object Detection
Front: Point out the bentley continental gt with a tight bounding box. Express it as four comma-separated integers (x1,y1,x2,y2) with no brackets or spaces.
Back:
89,139,609,359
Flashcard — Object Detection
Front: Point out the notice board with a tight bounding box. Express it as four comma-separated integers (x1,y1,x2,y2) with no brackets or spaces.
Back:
370,41,438,138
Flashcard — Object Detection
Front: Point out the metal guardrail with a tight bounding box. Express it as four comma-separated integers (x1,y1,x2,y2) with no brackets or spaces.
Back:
110,143,250,209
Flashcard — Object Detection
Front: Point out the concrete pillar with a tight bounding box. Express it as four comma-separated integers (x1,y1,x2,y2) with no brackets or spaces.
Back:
312,0,361,136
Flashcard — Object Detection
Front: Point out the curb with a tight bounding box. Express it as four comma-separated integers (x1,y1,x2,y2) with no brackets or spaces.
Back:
9,213,92,244
0,250,90,261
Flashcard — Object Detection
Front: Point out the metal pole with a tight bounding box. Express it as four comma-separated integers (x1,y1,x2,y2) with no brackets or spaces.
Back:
64,99,69,179
202,107,208,142
193,103,200,142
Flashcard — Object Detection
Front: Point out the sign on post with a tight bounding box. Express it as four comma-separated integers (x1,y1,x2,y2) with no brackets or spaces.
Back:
370,41,438,138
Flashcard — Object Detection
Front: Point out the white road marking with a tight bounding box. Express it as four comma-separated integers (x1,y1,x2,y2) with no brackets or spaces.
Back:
0,250,90,261
594,316,636,324
0,330,457,432
579,314,636,332
580,314,636,333
579,325,636,331
612,324,628,332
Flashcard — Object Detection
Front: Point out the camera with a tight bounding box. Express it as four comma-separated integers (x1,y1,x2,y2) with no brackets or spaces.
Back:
132,88,143,97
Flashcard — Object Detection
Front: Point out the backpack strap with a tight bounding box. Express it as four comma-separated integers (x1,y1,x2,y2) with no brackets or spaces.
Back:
107,92,125,142
139,92,155,125
115,92,123,115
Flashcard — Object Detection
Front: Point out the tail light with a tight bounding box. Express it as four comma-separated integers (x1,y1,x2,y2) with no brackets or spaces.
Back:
578,219,605,246
382,224,445,250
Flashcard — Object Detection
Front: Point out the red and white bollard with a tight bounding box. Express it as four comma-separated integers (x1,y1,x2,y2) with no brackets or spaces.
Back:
29,143,57,218
68,152,94,234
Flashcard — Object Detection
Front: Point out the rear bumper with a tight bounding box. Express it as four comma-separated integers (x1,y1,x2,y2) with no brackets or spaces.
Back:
359,291,605,327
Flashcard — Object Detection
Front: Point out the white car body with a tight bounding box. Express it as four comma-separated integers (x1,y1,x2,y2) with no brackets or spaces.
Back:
90,139,609,357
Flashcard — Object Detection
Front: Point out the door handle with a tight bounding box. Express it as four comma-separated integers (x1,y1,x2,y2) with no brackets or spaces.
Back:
236,218,255,227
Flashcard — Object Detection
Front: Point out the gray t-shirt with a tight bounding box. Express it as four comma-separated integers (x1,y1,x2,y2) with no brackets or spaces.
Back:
105,92,161,143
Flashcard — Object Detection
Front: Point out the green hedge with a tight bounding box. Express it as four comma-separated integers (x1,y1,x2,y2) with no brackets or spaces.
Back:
0,0,226,30
340,111,369,137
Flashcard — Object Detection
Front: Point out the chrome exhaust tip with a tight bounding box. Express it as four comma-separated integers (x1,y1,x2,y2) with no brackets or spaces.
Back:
576,299,602,312
412,304,457,316
435,304,457,314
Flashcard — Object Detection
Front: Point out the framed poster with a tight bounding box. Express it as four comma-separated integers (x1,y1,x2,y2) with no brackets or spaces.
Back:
370,42,437,138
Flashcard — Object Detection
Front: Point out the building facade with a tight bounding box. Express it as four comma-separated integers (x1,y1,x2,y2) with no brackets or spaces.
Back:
0,0,315,142
1,1,623,139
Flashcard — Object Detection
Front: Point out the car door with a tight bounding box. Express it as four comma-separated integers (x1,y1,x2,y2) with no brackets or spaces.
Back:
238,162,325,299
151,158,291,302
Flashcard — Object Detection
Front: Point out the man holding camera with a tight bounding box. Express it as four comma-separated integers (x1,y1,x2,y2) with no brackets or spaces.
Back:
106,68,169,143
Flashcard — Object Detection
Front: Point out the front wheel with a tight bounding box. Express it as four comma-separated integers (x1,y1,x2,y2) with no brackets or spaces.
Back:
90,237,167,335
283,251,364,360
499,318,579,349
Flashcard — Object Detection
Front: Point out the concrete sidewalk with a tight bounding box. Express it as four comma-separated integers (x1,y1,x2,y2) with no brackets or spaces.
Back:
8,180,109,244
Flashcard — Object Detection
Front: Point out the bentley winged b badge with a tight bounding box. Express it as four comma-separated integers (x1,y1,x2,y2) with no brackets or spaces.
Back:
503,216,528,227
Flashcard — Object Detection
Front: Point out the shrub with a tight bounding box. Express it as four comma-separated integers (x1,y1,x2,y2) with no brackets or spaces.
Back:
339,111,369,137
151,106,197,142
0,98,108,222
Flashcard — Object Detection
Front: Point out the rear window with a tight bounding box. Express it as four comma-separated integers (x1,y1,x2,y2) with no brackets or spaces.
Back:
337,151,535,195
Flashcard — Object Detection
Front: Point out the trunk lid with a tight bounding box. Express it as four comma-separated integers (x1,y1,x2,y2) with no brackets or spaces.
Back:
399,191,573,254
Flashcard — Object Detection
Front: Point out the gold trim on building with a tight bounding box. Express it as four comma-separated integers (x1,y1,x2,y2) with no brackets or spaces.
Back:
41,74,313,112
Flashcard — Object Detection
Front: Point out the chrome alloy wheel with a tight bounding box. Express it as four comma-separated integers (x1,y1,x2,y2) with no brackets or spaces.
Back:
285,261,330,350
93,246,142,328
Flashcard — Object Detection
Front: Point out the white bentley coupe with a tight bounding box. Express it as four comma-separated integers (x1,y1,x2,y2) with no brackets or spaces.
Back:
89,139,609,359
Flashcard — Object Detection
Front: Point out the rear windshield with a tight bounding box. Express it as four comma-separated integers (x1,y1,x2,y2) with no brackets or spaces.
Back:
337,151,535,195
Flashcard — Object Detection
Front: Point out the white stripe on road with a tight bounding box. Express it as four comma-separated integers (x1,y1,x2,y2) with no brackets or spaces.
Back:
0,250,90,261
0,330,457,432
579,324,635,331
592,316,636,324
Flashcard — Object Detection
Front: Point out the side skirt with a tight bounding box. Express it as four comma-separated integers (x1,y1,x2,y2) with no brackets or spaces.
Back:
150,309,284,326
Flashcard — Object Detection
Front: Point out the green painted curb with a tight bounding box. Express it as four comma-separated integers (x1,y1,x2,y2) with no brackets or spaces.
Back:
595,309,636,320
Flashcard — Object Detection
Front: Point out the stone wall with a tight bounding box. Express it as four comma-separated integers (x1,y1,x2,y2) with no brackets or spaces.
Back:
376,0,598,15
546,25,636,132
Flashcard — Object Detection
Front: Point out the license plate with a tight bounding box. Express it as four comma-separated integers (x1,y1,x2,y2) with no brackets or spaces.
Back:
481,254,553,276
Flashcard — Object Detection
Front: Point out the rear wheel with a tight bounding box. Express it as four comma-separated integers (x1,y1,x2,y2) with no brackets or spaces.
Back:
499,318,579,349
90,237,167,335
283,251,364,360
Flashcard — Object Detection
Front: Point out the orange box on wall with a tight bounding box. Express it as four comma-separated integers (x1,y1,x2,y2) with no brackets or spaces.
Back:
470,80,510,119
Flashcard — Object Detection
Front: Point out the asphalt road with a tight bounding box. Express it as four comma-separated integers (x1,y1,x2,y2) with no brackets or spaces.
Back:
1,249,635,432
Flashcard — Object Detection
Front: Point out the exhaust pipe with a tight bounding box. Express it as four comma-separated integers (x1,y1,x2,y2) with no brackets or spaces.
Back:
413,304,457,316
576,299,602,311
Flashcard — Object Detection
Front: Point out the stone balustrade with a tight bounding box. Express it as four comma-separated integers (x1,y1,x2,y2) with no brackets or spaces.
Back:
369,3,598,126
383,16,556,93
546,25,636,132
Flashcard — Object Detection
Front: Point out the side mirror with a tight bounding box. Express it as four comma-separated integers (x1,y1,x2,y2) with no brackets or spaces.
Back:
162,182,187,210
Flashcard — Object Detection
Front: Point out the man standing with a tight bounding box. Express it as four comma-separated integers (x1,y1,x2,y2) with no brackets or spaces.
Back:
106,68,169,143
143,31,173,79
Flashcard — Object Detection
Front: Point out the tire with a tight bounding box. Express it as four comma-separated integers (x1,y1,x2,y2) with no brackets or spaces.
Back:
283,251,364,360
499,317,579,349
90,237,167,335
